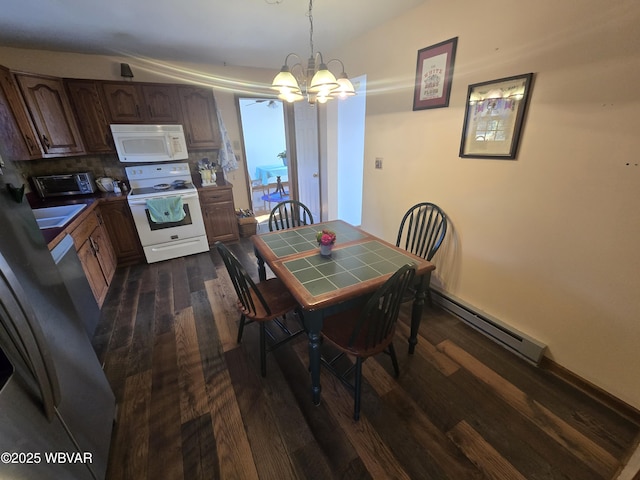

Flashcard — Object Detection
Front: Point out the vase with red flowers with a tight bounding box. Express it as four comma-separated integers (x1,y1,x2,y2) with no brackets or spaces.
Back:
316,229,336,257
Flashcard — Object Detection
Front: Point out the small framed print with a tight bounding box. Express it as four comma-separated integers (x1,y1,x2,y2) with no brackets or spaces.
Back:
412,37,458,110
459,73,534,159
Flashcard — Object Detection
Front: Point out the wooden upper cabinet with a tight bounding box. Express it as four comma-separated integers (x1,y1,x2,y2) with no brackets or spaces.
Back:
65,79,114,153
101,82,181,124
177,85,221,150
0,65,42,159
101,82,145,123
141,84,181,123
12,72,85,157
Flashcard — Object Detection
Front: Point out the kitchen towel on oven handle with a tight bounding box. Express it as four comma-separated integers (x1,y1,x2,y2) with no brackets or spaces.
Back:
145,197,186,223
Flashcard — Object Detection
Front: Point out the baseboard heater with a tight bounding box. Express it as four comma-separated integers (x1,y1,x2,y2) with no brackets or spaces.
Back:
430,288,547,365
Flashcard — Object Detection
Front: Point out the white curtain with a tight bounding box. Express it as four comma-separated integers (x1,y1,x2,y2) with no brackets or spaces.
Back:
216,107,239,173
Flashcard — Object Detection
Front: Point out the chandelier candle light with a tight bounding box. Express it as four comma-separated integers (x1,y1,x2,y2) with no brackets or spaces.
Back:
271,0,356,104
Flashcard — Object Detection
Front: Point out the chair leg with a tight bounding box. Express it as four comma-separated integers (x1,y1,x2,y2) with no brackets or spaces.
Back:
237,314,246,343
388,342,400,378
354,358,363,421
260,323,267,377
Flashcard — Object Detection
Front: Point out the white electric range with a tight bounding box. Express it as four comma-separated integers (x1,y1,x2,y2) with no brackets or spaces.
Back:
125,162,209,263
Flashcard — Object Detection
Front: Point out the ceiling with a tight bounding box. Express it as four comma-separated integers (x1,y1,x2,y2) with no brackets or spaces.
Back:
0,0,424,70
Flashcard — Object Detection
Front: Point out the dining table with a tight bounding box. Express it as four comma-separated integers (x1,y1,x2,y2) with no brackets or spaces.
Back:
251,219,436,405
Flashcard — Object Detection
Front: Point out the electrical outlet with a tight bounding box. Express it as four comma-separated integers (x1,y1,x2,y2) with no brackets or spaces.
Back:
375,157,383,169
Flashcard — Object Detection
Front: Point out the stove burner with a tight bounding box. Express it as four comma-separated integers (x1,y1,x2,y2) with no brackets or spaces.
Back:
153,184,171,190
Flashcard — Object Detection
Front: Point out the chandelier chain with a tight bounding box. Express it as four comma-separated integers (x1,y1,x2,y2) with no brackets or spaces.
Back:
308,0,314,57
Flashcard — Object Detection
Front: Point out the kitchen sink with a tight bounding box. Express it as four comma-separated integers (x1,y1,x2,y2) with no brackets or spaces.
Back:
32,204,87,229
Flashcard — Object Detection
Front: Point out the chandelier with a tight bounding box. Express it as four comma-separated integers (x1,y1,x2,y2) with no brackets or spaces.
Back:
271,0,356,104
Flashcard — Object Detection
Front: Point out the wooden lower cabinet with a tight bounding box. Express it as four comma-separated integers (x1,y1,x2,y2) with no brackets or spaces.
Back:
99,197,144,265
70,208,117,307
199,186,239,244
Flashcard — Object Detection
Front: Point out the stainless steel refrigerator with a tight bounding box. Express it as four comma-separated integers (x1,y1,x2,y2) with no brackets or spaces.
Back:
0,154,115,479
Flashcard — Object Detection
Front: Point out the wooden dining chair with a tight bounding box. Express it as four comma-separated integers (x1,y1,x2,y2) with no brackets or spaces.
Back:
320,264,416,420
396,202,447,261
268,200,314,231
215,242,305,377
396,202,447,305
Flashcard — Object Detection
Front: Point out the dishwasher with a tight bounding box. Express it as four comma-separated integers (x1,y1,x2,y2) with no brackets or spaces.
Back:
51,234,101,338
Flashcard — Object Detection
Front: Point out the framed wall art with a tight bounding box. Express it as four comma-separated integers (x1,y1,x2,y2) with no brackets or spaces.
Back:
459,73,534,159
412,37,458,111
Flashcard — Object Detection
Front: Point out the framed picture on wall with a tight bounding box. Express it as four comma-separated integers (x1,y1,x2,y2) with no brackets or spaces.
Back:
459,73,534,159
412,37,458,111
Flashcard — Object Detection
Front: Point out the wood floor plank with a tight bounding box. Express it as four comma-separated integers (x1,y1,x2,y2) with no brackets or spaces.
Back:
102,345,130,403
447,420,527,480
154,260,175,336
108,264,143,350
222,347,283,480
107,369,152,480
181,413,219,480
207,368,261,480
93,268,128,363
126,290,155,376
191,289,226,384
148,331,184,480
185,253,205,293
205,277,238,353
174,307,209,424
439,339,619,477
172,257,191,311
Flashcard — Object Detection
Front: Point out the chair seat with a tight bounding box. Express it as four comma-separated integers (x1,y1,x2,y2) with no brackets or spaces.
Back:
239,277,299,321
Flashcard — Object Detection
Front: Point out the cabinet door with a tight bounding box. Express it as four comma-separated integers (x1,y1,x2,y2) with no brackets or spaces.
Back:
94,211,117,284
77,235,110,306
0,65,42,159
65,79,114,153
177,86,221,150
13,72,85,157
200,188,239,244
99,200,143,265
101,82,145,123
142,84,181,123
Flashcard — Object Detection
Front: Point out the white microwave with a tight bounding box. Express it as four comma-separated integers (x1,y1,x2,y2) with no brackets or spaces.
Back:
110,124,188,163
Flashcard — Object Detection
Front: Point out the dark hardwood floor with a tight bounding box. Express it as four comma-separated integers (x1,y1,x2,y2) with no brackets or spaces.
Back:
93,238,640,480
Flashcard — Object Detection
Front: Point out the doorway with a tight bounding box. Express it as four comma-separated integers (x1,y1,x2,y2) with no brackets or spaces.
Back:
237,98,289,218
237,96,321,223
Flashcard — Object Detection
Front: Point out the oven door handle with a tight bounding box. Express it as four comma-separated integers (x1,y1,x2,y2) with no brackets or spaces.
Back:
128,192,199,206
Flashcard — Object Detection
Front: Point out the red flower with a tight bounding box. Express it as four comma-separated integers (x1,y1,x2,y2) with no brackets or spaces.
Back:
316,229,336,246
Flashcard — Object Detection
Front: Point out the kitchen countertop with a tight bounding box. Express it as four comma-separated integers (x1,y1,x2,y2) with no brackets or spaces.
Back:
27,191,128,250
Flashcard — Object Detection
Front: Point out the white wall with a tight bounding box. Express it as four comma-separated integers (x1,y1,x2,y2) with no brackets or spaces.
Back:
334,0,640,409
336,75,366,226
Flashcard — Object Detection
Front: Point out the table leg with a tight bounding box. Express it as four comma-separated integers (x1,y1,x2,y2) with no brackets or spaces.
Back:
255,247,266,281
304,309,323,405
409,272,429,354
